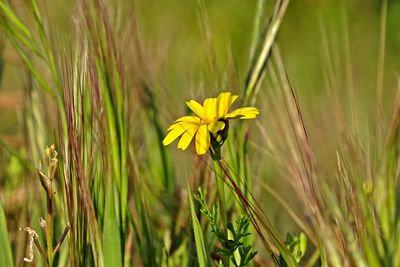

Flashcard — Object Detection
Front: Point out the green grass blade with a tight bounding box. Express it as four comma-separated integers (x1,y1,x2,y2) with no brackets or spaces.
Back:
102,183,123,267
0,200,14,267
188,185,208,267
0,19,41,57
145,87,174,193
243,0,290,105
0,1,31,37
0,2,42,56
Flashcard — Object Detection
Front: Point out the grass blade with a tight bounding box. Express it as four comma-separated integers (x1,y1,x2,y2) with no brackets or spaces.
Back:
0,1,31,37
188,185,208,267
0,200,14,267
103,183,123,267
243,0,290,104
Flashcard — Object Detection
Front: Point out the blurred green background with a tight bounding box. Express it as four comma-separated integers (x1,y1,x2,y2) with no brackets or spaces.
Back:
1,0,399,133
0,0,399,265
1,0,400,231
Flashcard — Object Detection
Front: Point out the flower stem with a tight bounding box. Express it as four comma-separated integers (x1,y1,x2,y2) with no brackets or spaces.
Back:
212,157,230,267
213,159,227,234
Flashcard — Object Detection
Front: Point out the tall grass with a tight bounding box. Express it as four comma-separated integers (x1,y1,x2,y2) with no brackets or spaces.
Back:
0,0,399,266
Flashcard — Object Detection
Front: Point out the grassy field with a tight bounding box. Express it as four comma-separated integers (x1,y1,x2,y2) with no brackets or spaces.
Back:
0,0,399,266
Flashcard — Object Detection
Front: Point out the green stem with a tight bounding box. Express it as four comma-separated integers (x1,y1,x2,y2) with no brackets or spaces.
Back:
213,159,227,235
212,157,230,267
46,192,53,267
33,237,49,266
46,172,54,267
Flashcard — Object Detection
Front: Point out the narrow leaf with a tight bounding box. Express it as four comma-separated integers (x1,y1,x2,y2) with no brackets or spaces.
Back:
103,183,123,267
0,200,14,267
0,1,32,38
188,185,208,267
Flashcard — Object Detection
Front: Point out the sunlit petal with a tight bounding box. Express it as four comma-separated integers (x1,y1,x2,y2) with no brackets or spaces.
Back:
216,92,238,117
195,124,210,155
203,97,217,122
167,122,182,131
163,123,191,145
207,121,225,134
186,100,206,120
175,116,201,123
177,125,198,150
224,107,260,120
168,116,200,131
167,122,188,131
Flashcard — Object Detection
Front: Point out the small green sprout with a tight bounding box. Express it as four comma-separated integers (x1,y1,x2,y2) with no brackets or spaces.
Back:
195,188,257,266
279,232,307,266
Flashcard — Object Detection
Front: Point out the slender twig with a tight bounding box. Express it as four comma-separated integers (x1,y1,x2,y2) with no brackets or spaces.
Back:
53,223,71,255
34,238,49,267
38,170,50,196
46,174,54,267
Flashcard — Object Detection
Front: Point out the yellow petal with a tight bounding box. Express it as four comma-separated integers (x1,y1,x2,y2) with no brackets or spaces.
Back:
203,97,217,122
186,100,206,120
163,123,190,146
216,92,239,117
195,124,210,155
224,107,260,120
168,116,200,131
178,125,198,150
167,122,182,131
175,116,201,123
207,121,225,134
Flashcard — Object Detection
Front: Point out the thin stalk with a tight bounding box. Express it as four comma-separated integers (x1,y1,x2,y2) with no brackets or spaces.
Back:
213,159,227,235
212,158,230,267
46,169,54,267
305,249,320,267
376,0,387,136
243,0,290,105
53,223,71,255
33,237,49,267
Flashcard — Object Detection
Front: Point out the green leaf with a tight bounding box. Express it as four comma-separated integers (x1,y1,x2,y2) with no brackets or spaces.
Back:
0,2,42,56
188,185,208,267
0,200,14,267
299,233,307,257
0,1,32,38
102,183,123,267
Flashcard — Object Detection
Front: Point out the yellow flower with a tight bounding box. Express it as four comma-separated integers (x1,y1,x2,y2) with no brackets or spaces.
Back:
163,92,260,155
